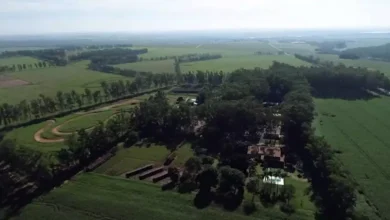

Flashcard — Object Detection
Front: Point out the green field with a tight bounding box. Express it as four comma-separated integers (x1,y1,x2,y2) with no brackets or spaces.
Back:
11,172,313,220
95,144,171,176
270,42,317,55
58,111,115,133
115,59,175,73
181,55,310,72
0,56,41,66
318,54,390,76
0,61,129,104
118,55,310,73
314,97,390,220
136,41,279,58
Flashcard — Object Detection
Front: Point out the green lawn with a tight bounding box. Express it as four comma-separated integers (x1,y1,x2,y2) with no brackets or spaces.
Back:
314,97,390,220
318,54,390,76
0,56,41,66
172,143,194,167
95,144,171,176
5,120,65,153
114,59,175,73
0,61,129,104
58,110,115,133
10,173,313,220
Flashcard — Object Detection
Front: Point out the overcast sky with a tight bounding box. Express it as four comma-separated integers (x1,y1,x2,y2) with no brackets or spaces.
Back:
1,0,389,35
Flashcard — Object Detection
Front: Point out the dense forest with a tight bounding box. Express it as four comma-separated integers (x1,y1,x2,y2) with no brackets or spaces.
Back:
339,43,390,61
0,49,67,66
69,48,148,65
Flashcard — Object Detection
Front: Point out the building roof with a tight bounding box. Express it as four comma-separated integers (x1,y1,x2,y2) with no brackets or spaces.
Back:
247,145,285,162
263,176,284,185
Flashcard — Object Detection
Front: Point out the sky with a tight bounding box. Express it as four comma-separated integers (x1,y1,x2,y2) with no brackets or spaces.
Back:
1,0,390,35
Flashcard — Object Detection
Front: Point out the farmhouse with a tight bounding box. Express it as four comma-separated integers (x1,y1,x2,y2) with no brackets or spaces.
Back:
248,145,285,168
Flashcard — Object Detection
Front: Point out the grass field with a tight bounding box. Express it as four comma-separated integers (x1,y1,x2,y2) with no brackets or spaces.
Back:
318,54,390,76
118,55,310,73
11,172,314,220
0,61,129,104
115,59,175,73
58,110,114,133
181,55,310,72
270,42,317,55
95,144,171,176
314,97,390,220
136,41,279,58
0,56,41,66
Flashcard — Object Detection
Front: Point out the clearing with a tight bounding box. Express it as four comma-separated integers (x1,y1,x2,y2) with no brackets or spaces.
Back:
0,56,41,66
314,97,390,220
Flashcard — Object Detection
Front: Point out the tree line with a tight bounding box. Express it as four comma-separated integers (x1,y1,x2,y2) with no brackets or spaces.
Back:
0,72,176,128
0,49,67,66
339,43,390,61
0,61,49,74
69,48,148,65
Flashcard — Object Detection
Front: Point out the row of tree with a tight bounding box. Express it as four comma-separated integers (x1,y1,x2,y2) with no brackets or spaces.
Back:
177,53,222,63
70,48,148,65
0,62,49,73
0,72,175,127
0,49,67,66
339,43,390,61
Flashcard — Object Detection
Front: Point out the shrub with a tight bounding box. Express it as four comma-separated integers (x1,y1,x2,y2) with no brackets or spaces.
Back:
243,201,257,215
280,203,296,214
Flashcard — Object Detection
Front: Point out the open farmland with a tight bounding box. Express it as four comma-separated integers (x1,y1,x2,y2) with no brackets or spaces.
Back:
314,97,390,220
181,55,310,72
115,59,175,73
10,173,313,220
0,61,129,104
137,41,279,58
318,54,390,76
0,56,41,66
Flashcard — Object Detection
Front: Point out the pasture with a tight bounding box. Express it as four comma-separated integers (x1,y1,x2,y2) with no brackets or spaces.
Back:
115,59,175,73
0,60,129,104
314,97,390,220
58,110,114,133
181,55,310,72
318,54,390,76
11,172,313,220
117,55,310,73
0,56,41,66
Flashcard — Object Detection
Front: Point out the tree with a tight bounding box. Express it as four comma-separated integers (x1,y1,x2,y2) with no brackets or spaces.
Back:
84,88,92,104
22,64,27,69
168,167,180,183
280,184,295,204
38,62,43,68
246,177,260,203
184,157,202,174
56,91,65,110
197,166,218,192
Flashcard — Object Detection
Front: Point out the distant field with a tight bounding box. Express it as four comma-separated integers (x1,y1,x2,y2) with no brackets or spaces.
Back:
115,59,175,73
116,55,310,73
318,54,390,76
0,56,41,66
11,173,313,220
0,61,129,104
136,41,279,58
270,42,317,55
314,97,390,220
181,55,310,72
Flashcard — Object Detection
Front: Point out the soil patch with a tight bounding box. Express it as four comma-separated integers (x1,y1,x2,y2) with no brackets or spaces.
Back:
0,75,30,88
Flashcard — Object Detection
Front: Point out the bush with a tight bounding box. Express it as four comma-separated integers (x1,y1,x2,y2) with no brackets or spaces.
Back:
243,201,257,215
280,203,296,214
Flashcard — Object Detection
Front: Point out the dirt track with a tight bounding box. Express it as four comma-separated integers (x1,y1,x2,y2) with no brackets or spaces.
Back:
34,120,65,143
33,98,140,143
